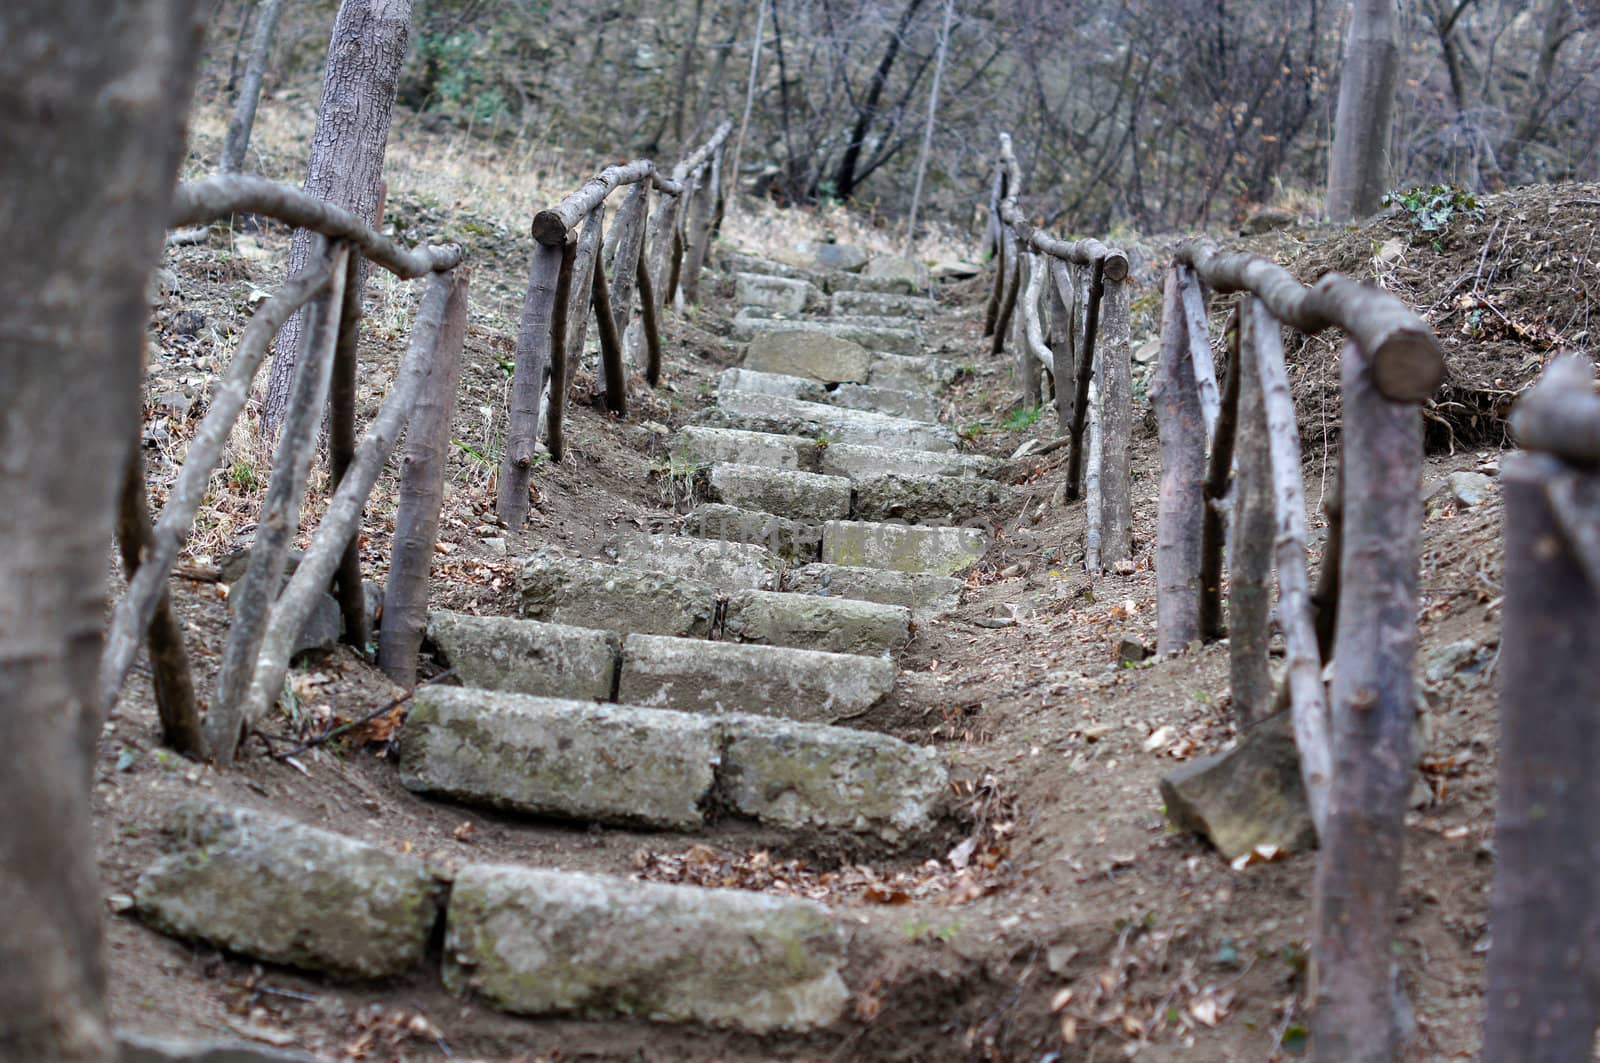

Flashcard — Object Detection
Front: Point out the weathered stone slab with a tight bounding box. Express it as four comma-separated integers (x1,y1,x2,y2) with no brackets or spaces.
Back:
518,556,716,637
670,425,817,471
681,503,823,562
723,588,911,656
868,351,962,392
811,242,868,272
618,634,895,722
822,520,991,576
733,315,920,356
1160,712,1316,861
818,442,997,481
785,563,964,615
707,391,958,452
734,272,819,315
828,382,939,423
831,289,935,318
861,255,931,292
703,463,852,521
743,329,872,384
134,802,440,978
400,688,715,830
443,864,850,1033
717,366,826,403
427,612,617,700
615,535,781,591
718,718,945,845
119,1033,320,1063
721,253,916,295
851,473,1013,524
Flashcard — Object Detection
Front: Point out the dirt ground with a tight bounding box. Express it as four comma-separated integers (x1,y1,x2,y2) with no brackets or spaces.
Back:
104,105,1593,1061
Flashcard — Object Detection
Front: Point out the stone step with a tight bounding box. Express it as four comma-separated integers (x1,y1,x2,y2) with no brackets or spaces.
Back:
619,633,895,723
428,611,618,701
518,556,716,637
828,382,939,422
134,801,442,979
818,441,998,481
721,252,917,295
743,329,872,383
868,350,962,392
613,534,781,591
732,315,920,356
831,289,936,319
401,687,946,843
785,562,965,616
670,424,816,472
852,472,1014,524
705,391,957,452
717,366,826,403
444,864,850,1033
822,520,992,576
698,462,851,522
681,502,822,561
723,588,911,657
733,271,822,315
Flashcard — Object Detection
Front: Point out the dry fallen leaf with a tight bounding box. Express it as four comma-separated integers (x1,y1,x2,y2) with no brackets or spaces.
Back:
1050,987,1074,1012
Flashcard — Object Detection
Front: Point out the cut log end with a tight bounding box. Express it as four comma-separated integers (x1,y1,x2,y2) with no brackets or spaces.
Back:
1371,332,1447,402
531,211,569,246
1101,252,1130,283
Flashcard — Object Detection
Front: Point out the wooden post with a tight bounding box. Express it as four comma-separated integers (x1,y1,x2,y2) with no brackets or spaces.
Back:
681,159,718,305
1047,258,1076,434
591,252,628,416
498,237,569,527
1097,274,1134,566
1230,298,1277,725
645,191,681,314
990,227,1021,357
1014,253,1042,406
1152,267,1205,654
1177,264,1222,441
378,270,468,688
115,440,202,756
982,210,1007,337
328,254,369,649
606,181,650,368
1312,460,1345,661
1253,302,1332,833
563,207,606,387
1065,261,1104,500
209,242,349,762
542,234,578,461
1085,379,1104,573
1198,311,1241,641
1312,335,1424,1061
727,0,766,217
637,257,664,387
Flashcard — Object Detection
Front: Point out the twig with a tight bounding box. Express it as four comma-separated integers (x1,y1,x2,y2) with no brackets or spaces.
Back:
273,669,455,759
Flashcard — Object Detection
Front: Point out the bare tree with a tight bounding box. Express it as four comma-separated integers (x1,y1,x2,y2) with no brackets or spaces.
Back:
218,0,287,174
260,0,412,440
1327,0,1401,220
0,0,202,1056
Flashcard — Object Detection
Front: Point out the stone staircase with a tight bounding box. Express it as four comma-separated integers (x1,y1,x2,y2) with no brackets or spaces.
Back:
131,247,1012,1042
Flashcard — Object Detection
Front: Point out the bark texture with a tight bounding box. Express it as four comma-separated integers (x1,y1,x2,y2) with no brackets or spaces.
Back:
1312,337,1424,1062
1482,451,1600,1061
218,0,286,174
262,0,412,439
1152,268,1205,654
1096,276,1134,566
1326,0,1401,221
0,0,203,1055
1230,300,1277,726
498,239,569,526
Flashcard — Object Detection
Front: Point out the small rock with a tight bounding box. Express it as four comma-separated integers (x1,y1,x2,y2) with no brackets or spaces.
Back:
860,255,929,293
170,310,207,337
812,242,868,273
929,259,981,281
1112,558,1137,575
1240,208,1297,235
1160,711,1316,861
1133,337,1161,365
154,390,195,418
148,267,181,305
1115,636,1151,665
1448,470,1493,509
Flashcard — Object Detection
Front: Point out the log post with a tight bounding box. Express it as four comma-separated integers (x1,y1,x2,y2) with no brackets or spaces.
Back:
377,270,468,688
1047,258,1076,434
680,160,718,305
328,254,369,649
637,257,664,387
1312,459,1345,662
591,251,628,416
563,207,606,389
208,242,349,762
982,217,1007,337
1014,253,1043,406
645,190,681,314
1065,261,1105,500
1198,310,1242,641
542,233,578,461
1482,449,1600,1060
1312,335,1424,1062
115,440,202,756
990,226,1021,357
1097,274,1134,566
606,181,650,367
1229,298,1277,725
1177,264,1222,441
497,236,569,527
1152,267,1205,654
1254,302,1332,833
1084,379,1104,573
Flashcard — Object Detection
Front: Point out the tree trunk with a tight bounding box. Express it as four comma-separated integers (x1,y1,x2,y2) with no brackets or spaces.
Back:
990,228,1021,356
1046,258,1077,434
1199,313,1241,641
1326,0,1400,221
1312,336,1424,1062
1482,452,1600,1060
498,238,569,526
1153,267,1206,654
329,242,370,650
680,152,721,305
590,250,628,416
0,0,202,1055
219,0,287,174
1065,262,1104,501
726,0,766,211
670,0,706,145
1230,298,1277,725
1096,275,1134,566
379,271,469,689
262,0,412,440
982,224,1008,337
902,0,953,253
604,181,649,381
833,0,927,201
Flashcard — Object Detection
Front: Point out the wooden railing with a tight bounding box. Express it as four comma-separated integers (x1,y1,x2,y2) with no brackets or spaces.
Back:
983,133,1134,572
497,122,733,527
100,176,469,763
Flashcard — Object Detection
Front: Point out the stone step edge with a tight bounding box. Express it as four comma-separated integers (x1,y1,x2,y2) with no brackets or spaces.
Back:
667,427,1000,480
